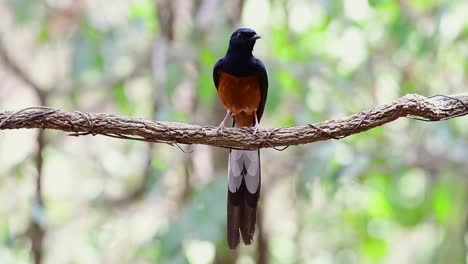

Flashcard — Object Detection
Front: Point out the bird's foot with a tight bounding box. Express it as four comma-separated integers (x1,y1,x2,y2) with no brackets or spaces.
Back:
216,123,226,133
249,124,259,134
216,110,232,133
251,112,260,134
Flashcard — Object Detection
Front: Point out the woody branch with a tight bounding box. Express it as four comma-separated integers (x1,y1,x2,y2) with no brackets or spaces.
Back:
1,93,467,149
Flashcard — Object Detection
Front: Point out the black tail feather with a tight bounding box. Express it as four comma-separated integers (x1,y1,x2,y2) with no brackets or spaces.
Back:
240,200,257,245
227,172,261,249
227,189,241,249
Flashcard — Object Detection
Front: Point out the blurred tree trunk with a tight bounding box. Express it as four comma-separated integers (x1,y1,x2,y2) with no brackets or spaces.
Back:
257,205,268,264
31,128,45,264
0,40,49,264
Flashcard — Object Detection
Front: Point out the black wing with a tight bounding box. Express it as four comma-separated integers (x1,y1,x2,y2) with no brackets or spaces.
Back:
213,58,224,90
254,59,268,122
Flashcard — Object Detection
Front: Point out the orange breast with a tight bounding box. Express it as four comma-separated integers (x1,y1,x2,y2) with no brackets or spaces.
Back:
217,71,261,127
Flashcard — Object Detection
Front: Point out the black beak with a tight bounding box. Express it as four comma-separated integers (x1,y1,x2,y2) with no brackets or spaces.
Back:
251,34,261,40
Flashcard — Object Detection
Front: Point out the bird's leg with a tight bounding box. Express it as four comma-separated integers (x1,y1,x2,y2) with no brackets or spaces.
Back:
252,111,259,134
217,110,231,132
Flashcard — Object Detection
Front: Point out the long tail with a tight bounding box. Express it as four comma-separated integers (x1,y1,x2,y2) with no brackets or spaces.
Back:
227,149,261,249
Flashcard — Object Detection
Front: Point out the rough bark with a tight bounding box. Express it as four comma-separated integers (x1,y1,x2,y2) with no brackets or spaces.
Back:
1,93,467,149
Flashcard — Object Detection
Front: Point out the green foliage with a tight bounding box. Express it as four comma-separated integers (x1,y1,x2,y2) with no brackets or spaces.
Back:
112,83,135,115
1,0,467,263
72,23,104,81
198,47,217,105
149,178,226,263
10,0,38,24
129,0,158,33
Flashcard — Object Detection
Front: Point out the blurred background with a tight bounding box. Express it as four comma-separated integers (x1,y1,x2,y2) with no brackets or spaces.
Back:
0,0,467,263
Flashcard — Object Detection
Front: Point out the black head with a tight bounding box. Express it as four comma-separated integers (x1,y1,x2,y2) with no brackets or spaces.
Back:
227,28,261,56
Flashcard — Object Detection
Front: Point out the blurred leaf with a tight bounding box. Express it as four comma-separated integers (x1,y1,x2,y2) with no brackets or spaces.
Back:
198,72,216,107
153,178,226,263
166,62,184,95
112,83,134,115
360,238,387,262
2,0,468,262
38,21,50,43
409,0,438,11
198,48,217,105
372,0,400,24
0,218,11,245
432,182,453,224
391,15,413,48
298,143,336,199
10,0,37,24
72,24,104,81
277,70,301,95
264,69,281,112
136,239,161,262
276,112,296,127
129,0,157,33
368,189,394,219
82,22,101,41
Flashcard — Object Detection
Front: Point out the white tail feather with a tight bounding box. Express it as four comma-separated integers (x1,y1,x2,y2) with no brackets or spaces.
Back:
228,149,260,194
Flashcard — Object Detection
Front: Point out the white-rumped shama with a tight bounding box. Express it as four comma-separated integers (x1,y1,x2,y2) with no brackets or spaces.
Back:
213,28,268,249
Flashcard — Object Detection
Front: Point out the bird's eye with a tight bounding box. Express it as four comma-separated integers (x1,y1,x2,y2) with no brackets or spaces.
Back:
245,32,255,38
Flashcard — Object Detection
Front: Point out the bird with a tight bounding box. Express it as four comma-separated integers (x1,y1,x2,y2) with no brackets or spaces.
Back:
212,28,268,249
